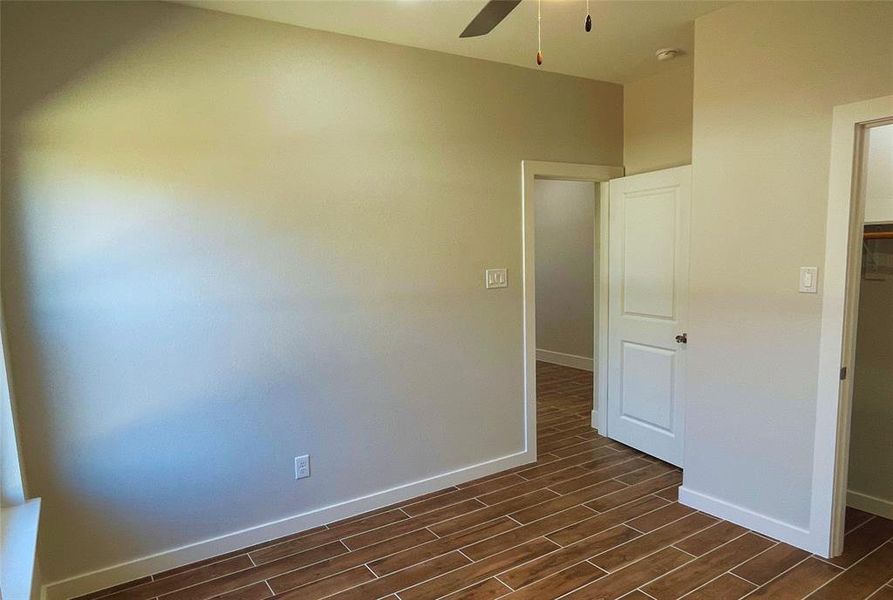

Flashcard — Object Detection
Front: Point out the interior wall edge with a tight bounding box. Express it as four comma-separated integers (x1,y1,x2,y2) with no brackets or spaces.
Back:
41,449,533,600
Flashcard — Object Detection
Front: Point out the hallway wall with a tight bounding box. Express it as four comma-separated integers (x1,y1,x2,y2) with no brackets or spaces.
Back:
534,180,596,365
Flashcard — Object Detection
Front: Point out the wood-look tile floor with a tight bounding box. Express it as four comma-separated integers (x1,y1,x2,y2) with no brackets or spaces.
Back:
77,362,893,600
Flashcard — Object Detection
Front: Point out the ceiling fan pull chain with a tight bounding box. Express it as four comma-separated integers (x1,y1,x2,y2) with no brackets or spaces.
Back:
585,0,592,32
536,0,543,65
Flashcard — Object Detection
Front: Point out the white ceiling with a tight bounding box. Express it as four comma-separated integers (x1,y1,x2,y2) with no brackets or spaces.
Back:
175,0,730,84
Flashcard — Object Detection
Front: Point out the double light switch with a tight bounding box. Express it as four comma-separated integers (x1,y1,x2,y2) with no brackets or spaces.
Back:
485,268,508,289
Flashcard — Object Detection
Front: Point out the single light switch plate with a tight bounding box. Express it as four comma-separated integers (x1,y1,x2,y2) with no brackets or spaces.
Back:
799,267,818,293
485,268,508,289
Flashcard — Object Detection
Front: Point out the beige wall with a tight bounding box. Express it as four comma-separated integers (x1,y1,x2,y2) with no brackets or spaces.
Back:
0,0,622,585
684,1,893,531
623,58,693,176
534,180,595,360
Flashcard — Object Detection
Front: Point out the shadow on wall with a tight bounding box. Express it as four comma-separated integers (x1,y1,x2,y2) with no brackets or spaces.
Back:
2,0,629,583
0,1,328,579
0,0,207,573
0,0,630,584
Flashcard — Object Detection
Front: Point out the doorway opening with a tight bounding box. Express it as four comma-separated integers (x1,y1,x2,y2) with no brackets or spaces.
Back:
813,95,893,559
520,160,620,457
533,178,599,455
521,161,691,472
846,123,893,529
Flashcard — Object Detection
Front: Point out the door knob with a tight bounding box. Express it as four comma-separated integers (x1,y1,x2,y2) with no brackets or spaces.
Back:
675,333,688,344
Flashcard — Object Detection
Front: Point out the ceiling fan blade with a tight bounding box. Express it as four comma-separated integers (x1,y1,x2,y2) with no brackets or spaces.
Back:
459,0,523,38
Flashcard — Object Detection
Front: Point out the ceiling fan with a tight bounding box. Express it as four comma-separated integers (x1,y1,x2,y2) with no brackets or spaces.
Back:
459,0,593,65
459,0,523,38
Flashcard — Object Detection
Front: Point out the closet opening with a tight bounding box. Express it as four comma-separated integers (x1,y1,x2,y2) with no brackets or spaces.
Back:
845,123,893,525
842,122,893,549
817,97,892,559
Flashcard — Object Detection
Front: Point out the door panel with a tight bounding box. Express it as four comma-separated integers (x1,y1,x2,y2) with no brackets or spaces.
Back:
607,166,690,466
622,190,677,319
621,342,675,432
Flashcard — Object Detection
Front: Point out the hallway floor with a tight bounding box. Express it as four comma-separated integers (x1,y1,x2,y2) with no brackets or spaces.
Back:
78,363,893,600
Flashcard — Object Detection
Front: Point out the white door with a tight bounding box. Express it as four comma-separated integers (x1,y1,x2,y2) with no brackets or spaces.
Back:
607,166,690,466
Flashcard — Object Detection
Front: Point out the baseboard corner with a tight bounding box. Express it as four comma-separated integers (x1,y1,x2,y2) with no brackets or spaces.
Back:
678,485,816,552
535,349,593,372
846,489,893,520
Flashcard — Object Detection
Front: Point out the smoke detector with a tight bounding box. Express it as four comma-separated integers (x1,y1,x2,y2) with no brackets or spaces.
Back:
656,48,681,61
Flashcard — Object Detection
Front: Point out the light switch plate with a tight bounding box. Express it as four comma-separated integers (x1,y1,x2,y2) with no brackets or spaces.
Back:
485,268,507,289
799,267,818,293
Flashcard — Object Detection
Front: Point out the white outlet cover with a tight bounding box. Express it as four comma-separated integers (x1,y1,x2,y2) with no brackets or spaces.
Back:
294,455,310,480
485,268,508,289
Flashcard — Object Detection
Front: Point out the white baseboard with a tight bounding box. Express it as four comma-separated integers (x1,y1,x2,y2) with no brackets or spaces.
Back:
847,489,893,520
591,410,598,431
536,349,593,372
678,486,818,553
43,450,533,600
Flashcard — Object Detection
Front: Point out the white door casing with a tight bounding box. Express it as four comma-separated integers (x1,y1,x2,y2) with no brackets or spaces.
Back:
521,161,624,458
607,166,691,467
813,95,893,558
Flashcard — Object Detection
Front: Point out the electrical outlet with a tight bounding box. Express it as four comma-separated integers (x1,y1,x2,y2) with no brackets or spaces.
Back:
294,455,310,480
